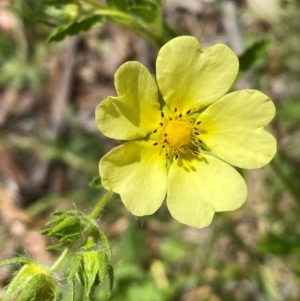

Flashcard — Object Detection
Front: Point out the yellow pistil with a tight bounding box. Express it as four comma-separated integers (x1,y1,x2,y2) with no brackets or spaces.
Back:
164,119,192,147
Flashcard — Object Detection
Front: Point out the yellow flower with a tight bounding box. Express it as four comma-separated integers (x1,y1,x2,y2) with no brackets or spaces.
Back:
95,36,276,228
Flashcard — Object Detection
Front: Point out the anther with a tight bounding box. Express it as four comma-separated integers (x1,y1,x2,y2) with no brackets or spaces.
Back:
196,121,201,125
174,108,177,112
164,133,167,137
161,112,164,118
198,139,203,144
194,132,199,135
169,118,172,121
189,120,194,123
179,147,186,153
162,145,165,148
186,110,191,115
153,142,158,146
175,154,179,160
179,113,182,118
159,123,164,126
153,129,157,133
166,153,169,157
192,150,199,155
164,139,167,143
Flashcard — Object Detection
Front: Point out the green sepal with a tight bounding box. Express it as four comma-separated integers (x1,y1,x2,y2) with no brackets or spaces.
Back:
68,245,110,301
42,210,87,249
42,210,112,257
0,257,32,267
47,15,106,42
107,264,114,297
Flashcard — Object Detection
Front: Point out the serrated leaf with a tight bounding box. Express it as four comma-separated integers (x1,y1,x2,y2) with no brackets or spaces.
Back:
106,0,128,11
48,15,106,42
238,39,270,73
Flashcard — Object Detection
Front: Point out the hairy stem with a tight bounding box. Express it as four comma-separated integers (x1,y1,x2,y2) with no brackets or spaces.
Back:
89,190,113,219
50,247,71,272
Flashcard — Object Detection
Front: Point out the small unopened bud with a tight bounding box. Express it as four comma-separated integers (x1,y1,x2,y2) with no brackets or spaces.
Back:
3,262,60,301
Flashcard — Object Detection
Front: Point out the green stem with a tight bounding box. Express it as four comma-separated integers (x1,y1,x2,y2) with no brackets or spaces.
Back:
49,190,112,272
89,190,113,219
50,247,70,272
81,0,164,48
81,0,106,9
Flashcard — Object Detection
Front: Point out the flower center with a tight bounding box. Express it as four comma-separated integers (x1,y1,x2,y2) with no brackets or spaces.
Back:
151,109,206,160
164,119,191,147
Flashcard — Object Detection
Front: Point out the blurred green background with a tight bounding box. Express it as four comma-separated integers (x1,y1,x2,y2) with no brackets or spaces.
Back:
1,0,300,300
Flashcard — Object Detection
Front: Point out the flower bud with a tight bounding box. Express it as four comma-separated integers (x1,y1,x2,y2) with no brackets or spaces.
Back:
3,261,60,301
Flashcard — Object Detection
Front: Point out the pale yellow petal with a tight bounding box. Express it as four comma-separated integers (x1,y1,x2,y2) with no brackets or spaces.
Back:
156,36,239,114
167,153,247,228
96,61,161,140
100,140,167,215
198,89,277,169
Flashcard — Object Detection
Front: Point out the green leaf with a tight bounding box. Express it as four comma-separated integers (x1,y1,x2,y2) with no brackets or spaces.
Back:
129,5,159,23
106,0,128,11
48,15,106,42
89,176,103,189
128,0,161,24
259,232,300,255
238,39,270,73
161,19,178,42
